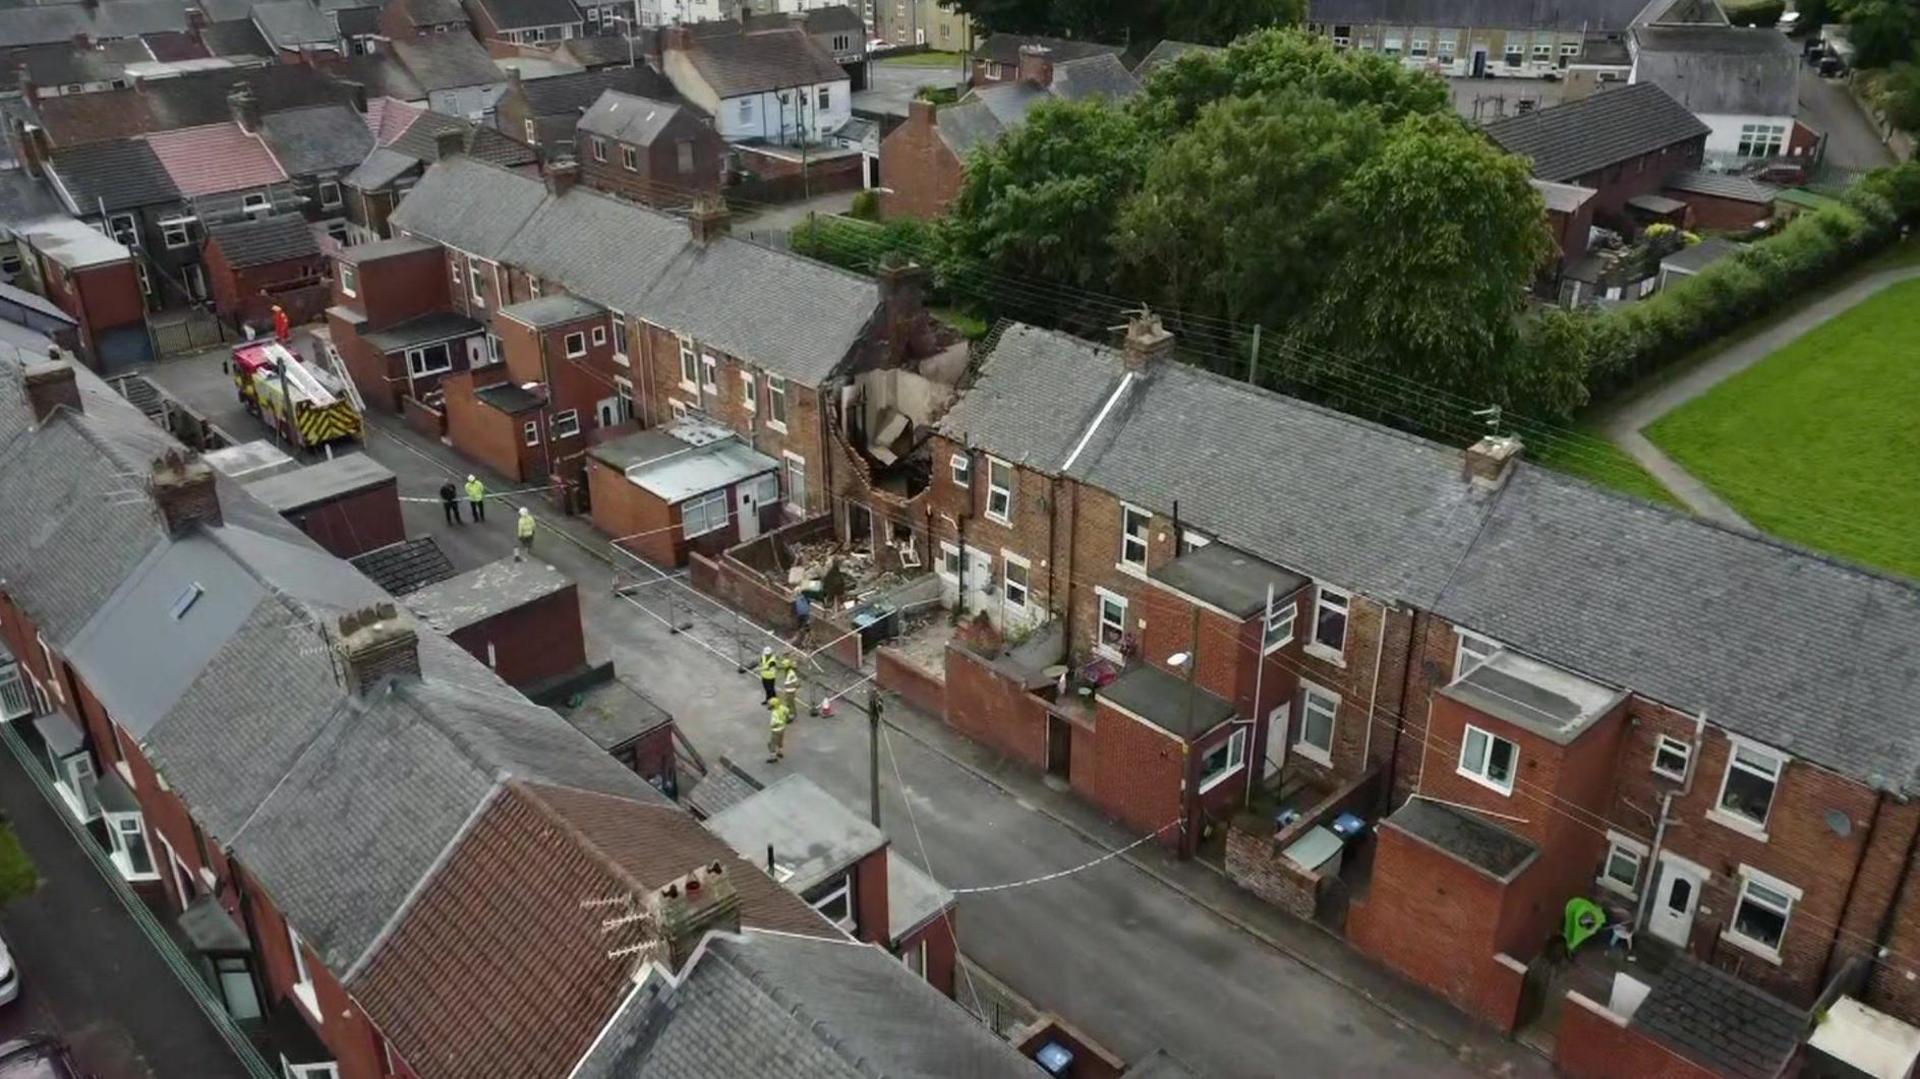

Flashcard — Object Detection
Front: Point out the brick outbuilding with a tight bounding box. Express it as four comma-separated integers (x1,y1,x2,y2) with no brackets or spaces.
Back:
586,419,782,567
242,454,406,558
401,557,586,690
202,214,327,330
327,235,483,413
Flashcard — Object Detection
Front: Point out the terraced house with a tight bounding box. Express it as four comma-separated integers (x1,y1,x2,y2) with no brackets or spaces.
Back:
0,353,1033,1079
1304,0,1651,78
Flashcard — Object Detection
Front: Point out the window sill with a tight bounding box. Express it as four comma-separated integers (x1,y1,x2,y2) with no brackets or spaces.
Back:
765,420,789,435
110,853,159,883
1596,876,1638,900
611,353,630,367
1262,636,1293,656
1303,643,1346,668
1455,767,1515,798
1114,561,1148,580
1721,930,1784,965
1293,742,1333,768
1706,808,1770,844
1094,643,1125,663
1198,761,1245,796
983,512,1012,528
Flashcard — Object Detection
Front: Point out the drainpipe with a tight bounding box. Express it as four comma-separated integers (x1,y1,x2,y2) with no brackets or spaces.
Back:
1634,709,1706,932
1383,609,1436,810
1245,579,1275,810
1867,798,1920,979
1046,473,1058,619
1820,791,1887,987
1360,600,1389,768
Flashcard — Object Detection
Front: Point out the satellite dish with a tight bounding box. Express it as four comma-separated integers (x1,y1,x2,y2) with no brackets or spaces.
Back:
1826,809,1852,837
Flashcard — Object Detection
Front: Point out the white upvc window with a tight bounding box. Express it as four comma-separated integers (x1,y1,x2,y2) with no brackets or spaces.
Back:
1458,724,1518,795
1599,831,1647,897
107,213,138,246
678,335,698,390
701,353,717,391
524,118,538,143
52,748,100,821
1002,549,1030,612
1308,585,1350,662
1094,587,1128,660
608,308,628,364
1179,530,1209,554
1296,682,1339,766
287,924,319,1017
950,452,969,488
338,264,357,297
1652,734,1692,782
161,216,197,249
1455,628,1499,674
592,136,608,162
740,369,756,411
1727,866,1800,961
590,325,607,347
810,874,855,931
1737,122,1786,158
1713,738,1786,837
550,409,581,438
1382,35,1402,56
1118,504,1150,573
564,331,586,358
937,541,960,581
681,489,729,538
1409,37,1428,57
1262,593,1295,653
319,180,342,208
623,144,639,171
405,342,452,377
984,457,1013,524
106,811,158,882
242,192,270,216
37,636,62,704
466,255,485,307
766,375,789,431
1197,728,1248,794
522,420,540,446
784,452,807,512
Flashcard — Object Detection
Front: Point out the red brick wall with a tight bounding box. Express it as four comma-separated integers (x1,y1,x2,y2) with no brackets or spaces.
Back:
879,101,964,221
330,309,403,413
344,244,450,331
1084,699,1186,849
1555,992,1717,1079
1572,137,1706,227
1670,190,1771,232
589,454,681,565
579,114,725,206
281,480,406,559
443,371,535,483
238,862,390,1079
922,434,1065,622
446,584,585,689
401,395,445,438
897,908,957,998
854,848,890,946
875,646,945,718
942,645,1047,767
208,244,327,328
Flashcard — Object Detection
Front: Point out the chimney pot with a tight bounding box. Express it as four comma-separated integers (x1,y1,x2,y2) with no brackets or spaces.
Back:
1464,435,1524,489
687,193,730,245
1122,312,1173,374
150,450,223,536
334,601,421,695
22,360,81,423
543,158,579,198
655,864,741,972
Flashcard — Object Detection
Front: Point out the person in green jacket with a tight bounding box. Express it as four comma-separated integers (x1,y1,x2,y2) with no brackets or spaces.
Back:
514,507,535,560
464,474,486,522
757,647,778,703
765,696,791,763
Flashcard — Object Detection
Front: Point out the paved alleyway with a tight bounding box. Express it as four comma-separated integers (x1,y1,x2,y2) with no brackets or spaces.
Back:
144,350,1549,1078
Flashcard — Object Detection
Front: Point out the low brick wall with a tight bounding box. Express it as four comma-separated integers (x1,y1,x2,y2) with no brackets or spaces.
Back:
1225,821,1326,921
876,646,945,718
812,608,863,668
1555,991,1718,1079
402,395,445,439
943,644,1047,768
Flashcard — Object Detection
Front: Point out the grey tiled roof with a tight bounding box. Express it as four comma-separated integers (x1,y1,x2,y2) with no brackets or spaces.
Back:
1630,957,1807,1079
512,65,679,117
1632,25,1799,117
392,157,880,385
344,146,421,191
349,536,459,595
1130,39,1218,80
389,110,539,167
402,0,468,24
201,17,272,57
934,96,1009,158
576,89,686,145
1485,82,1708,182
1306,0,1653,31
682,27,846,98
391,33,506,92
251,0,339,48
46,138,182,213
974,32,1123,65
206,214,321,268
1049,52,1140,101
935,323,1124,473
471,0,582,30
1432,464,1920,794
259,103,376,176
574,930,1041,1077
1663,168,1780,202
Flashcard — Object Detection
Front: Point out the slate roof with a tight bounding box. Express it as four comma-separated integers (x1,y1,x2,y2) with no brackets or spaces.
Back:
511,64,679,117
1630,957,1808,1079
0,0,189,47
259,103,375,175
1305,0,1653,31
391,33,505,92
1484,82,1709,182
937,55,1138,157
1431,464,1920,794
683,759,762,819
469,0,583,30
335,5,380,36
206,213,320,267
1660,235,1740,273
937,323,1123,474
45,138,182,213
201,17,272,56
800,4,864,34
144,121,288,196
1049,52,1141,100
251,0,338,48
560,34,643,68
576,89,687,146
391,157,880,385
574,930,1041,1078
1130,38,1219,80
1663,168,1780,202
388,109,538,166
333,53,427,101
399,0,468,25
349,535,458,595
1531,177,1598,213
140,29,212,61
32,64,353,145
974,32,1124,65
0,39,151,90
1632,25,1799,116
343,146,421,190
680,26,846,98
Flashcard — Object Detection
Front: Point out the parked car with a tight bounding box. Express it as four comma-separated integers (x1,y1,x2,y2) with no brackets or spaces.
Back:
0,1037,82,1079
0,933,16,1007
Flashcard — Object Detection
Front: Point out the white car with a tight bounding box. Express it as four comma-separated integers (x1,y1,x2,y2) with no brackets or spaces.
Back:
0,933,16,1007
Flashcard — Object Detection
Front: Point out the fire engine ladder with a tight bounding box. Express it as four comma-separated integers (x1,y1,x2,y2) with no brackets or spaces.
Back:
314,332,366,419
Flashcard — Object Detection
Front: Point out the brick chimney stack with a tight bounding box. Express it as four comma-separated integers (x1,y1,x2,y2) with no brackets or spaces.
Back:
876,257,930,364
687,193,729,245
907,97,935,127
1018,43,1053,87
150,450,223,535
655,862,740,972
1464,435,1523,489
23,360,81,424
544,158,579,198
335,603,421,696
228,87,260,133
1122,312,1173,374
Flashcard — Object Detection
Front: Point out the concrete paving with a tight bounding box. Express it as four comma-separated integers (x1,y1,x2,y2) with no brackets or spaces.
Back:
143,347,1551,1078
0,751,251,1079
1798,69,1895,175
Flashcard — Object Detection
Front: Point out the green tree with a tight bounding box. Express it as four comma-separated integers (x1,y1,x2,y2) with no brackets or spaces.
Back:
940,97,1145,300
1114,92,1384,324
1132,29,1450,135
1873,61,1920,133
1162,0,1306,44
1839,0,1919,67
1301,113,1565,414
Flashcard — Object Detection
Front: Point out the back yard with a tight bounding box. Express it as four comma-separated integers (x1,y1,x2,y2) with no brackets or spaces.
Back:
1645,277,1920,578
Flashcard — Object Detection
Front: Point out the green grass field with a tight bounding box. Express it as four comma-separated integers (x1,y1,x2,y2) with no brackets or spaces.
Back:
1529,427,1684,508
0,822,36,904
1647,278,1920,578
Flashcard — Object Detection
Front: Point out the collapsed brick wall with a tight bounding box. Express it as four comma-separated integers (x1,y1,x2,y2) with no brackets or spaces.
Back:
1225,822,1324,920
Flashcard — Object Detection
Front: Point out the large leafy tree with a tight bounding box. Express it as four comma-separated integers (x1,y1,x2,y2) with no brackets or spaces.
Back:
948,0,1300,46
1132,29,1451,135
1114,92,1385,325
1873,61,1920,133
1300,113,1562,412
1839,0,1920,67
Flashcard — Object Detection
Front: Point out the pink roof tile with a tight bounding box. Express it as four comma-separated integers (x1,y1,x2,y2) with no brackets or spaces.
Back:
143,122,288,197
365,96,425,146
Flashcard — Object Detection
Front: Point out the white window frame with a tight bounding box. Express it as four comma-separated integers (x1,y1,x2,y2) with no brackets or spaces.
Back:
591,136,608,162
405,342,452,377
591,325,607,347
700,353,717,391
106,811,159,882
287,924,319,1018
1652,734,1692,782
984,457,1012,524
1262,593,1295,653
739,369,756,411
524,117,538,144
680,489,729,538
1457,723,1518,796
112,722,136,785
466,255,486,307
1197,728,1248,794
107,212,139,246
608,308,627,365
1118,504,1150,574
1179,530,1210,554
522,420,540,446
949,452,969,488
937,541,960,581
810,874,856,932
242,192,271,216
338,264,357,297
1307,585,1350,664
765,375,788,432
1296,682,1339,766
622,144,639,171
677,335,698,390
1001,549,1031,613
564,331,587,358
550,409,580,439
161,215,196,249
783,451,807,513
1094,587,1128,661
1710,737,1786,839
318,180,342,208
1726,866,1801,962
53,749,99,821
1455,629,1499,675
1598,830,1647,898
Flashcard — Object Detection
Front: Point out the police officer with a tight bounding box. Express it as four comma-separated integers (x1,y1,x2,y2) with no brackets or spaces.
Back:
438,481,461,525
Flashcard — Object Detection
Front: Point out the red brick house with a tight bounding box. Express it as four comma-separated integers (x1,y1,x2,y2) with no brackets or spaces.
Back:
14,216,148,369
966,33,1123,87
201,214,327,329
400,556,586,689
586,418,782,567
575,89,725,207
326,234,485,413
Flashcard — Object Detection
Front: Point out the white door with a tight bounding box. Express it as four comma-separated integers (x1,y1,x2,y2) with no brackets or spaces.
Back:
1264,702,1290,781
961,548,993,619
1648,855,1706,947
736,481,760,542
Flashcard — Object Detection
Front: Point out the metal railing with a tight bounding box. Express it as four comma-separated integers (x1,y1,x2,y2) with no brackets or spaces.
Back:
0,720,278,1079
